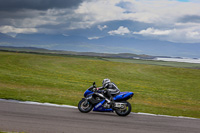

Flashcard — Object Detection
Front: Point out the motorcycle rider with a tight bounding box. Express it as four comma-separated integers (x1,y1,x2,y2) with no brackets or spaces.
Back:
97,78,120,107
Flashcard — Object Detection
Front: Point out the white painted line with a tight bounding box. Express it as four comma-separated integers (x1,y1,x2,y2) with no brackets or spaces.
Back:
131,112,198,120
20,101,78,109
0,99,198,120
0,99,77,109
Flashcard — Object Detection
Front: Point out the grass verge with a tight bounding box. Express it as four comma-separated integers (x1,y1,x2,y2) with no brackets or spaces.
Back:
0,51,199,118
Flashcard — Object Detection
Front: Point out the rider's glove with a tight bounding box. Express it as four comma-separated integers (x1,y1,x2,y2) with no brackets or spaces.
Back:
93,88,97,92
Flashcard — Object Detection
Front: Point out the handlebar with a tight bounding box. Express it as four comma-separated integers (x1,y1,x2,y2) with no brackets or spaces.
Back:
88,82,103,93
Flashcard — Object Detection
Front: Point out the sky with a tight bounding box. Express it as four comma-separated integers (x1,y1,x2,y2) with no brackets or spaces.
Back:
0,0,200,53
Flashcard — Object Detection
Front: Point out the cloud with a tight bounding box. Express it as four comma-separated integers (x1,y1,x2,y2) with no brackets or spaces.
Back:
179,15,200,23
0,0,83,11
0,25,37,34
186,31,200,39
88,36,102,40
108,26,130,35
97,25,108,31
0,0,200,43
187,0,200,2
72,0,200,42
133,28,172,36
133,27,200,43
0,0,83,34
177,0,189,2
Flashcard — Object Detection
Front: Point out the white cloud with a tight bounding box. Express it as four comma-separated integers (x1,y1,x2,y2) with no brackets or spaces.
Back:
97,25,108,31
108,26,130,35
133,28,172,36
0,25,37,34
62,34,69,37
188,0,200,3
186,31,200,39
70,0,200,42
74,0,200,26
133,27,200,43
74,0,124,28
1,0,200,43
88,36,102,40
123,0,200,24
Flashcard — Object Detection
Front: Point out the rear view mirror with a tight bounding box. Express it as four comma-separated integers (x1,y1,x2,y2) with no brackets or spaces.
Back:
93,82,96,86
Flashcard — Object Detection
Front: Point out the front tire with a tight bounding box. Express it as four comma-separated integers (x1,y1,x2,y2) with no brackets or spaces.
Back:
115,101,132,116
78,99,93,113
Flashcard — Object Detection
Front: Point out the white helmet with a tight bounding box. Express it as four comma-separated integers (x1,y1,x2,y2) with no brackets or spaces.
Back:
102,78,110,87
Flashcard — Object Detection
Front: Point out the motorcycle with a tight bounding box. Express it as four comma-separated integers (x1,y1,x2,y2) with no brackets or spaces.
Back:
78,82,134,116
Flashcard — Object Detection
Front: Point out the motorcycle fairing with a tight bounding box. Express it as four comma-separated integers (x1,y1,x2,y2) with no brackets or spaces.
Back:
114,92,134,101
84,89,133,112
84,89,93,97
93,100,113,112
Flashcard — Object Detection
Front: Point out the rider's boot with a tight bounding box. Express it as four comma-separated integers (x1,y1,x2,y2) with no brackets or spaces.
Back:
110,97,114,108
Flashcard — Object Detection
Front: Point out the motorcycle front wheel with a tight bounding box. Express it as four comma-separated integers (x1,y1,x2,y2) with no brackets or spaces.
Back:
115,101,132,116
78,99,93,113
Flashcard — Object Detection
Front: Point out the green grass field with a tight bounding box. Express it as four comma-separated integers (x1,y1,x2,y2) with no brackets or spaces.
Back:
0,51,199,118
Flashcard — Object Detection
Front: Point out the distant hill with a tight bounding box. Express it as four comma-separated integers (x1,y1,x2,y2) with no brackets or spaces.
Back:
1,46,200,64
0,32,200,58
0,46,158,59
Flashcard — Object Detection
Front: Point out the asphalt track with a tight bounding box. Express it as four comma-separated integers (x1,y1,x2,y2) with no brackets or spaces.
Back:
0,100,199,133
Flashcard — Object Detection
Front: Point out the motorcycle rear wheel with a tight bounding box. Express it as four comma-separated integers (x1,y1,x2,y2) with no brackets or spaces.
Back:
115,101,132,116
78,99,93,113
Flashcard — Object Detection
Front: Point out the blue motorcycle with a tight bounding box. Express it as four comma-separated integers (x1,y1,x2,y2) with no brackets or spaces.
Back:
78,82,134,116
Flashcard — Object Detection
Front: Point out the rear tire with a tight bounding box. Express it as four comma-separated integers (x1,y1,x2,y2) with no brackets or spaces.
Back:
115,101,132,116
78,99,93,113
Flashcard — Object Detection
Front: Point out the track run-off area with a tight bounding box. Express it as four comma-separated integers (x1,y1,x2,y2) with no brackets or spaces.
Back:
0,99,199,133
